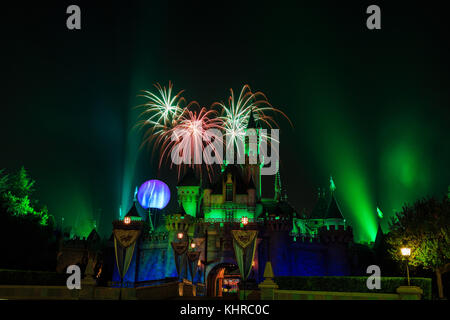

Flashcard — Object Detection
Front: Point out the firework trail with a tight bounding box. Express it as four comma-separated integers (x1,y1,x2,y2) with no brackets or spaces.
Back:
136,81,186,150
213,84,291,154
156,103,224,179
136,82,291,180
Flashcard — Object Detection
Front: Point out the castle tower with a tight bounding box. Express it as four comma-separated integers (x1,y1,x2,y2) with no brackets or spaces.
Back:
247,176,256,207
164,206,196,278
203,180,213,208
324,176,345,230
264,205,293,277
274,161,282,201
244,111,262,199
177,167,201,217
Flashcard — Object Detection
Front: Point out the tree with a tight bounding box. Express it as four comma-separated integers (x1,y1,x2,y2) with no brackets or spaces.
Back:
386,196,450,299
8,166,35,198
0,167,48,226
0,167,55,270
0,169,9,194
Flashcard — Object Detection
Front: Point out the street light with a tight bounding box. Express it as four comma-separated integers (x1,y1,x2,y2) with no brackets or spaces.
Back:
401,247,411,257
177,232,184,240
124,217,131,225
401,247,411,286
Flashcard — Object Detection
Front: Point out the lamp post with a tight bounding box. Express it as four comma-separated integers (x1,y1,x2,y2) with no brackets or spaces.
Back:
401,247,411,286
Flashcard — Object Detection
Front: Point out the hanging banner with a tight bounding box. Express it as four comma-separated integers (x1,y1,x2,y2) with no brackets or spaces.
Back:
231,230,258,281
187,251,201,283
171,242,188,279
113,229,141,280
113,229,141,248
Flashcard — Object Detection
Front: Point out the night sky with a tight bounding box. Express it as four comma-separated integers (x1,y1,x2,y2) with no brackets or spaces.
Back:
1,1,449,242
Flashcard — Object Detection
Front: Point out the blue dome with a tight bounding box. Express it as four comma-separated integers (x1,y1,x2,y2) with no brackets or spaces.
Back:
137,180,171,210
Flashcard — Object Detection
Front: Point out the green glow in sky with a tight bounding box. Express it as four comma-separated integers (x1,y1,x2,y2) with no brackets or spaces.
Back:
61,178,95,238
301,88,378,243
377,110,433,230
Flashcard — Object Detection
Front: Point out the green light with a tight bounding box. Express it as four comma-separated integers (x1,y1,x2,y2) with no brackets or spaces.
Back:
330,176,336,192
376,207,383,219
303,96,377,242
205,209,225,220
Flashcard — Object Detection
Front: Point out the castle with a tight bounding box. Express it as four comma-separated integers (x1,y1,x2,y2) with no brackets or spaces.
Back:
57,112,355,297
110,112,354,296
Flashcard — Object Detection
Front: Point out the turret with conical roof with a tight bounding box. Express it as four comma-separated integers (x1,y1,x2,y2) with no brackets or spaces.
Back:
177,167,199,187
374,221,385,249
323,177,346,230
310,188,328,219
246,110,258,129
244,111,262,200
325,194,344,220
125,201,143,221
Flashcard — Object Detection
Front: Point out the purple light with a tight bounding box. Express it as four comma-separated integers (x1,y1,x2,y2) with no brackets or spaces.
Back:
137,180,171,210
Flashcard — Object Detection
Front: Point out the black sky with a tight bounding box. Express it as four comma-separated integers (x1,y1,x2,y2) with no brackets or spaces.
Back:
1,1,449,239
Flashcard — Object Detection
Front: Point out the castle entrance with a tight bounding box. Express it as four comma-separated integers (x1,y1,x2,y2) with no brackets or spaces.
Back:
207,263,240,297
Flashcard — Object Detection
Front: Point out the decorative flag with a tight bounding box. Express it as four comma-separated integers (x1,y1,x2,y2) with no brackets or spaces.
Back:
113,228,141,281
171,241,188,280
231,230,258,281
187,251,201,283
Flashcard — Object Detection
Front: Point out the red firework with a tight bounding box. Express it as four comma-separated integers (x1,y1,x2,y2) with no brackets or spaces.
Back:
158,102,224,180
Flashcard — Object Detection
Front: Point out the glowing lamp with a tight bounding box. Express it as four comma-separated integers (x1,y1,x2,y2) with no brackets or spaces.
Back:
124,217,131,224
190,242,196,249
401,247,412,286
137,179,171,210
401,247,411,257
177,232,184,239
241,216,249,225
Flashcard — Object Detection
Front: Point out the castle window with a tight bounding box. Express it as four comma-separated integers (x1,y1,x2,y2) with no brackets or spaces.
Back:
226,209,233,222
226,183,233,201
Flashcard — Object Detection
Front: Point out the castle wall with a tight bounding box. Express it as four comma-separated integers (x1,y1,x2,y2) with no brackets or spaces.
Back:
288,241,327,275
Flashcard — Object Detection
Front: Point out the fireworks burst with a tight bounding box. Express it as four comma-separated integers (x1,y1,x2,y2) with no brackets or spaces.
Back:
158,103,224,179
213,84,291,153
136,82,291,180
136,82,185,150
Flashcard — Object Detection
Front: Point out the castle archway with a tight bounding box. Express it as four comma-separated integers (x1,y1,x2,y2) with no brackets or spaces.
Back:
206,263,240,297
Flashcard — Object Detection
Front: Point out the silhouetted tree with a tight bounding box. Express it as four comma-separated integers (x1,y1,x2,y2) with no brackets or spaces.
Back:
386,197,450,299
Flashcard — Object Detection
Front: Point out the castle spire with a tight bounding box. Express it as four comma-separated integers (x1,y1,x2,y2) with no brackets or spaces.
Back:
246,109,257,129
329,176,336,193
134,186,138,202
376,206,384,219
274,161,281,201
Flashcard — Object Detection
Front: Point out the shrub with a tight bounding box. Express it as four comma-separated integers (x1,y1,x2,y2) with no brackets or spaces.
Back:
0,269,67,286
274,276,432,300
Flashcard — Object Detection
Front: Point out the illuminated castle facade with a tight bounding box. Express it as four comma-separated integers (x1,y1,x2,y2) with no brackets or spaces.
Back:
109,112,355,295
